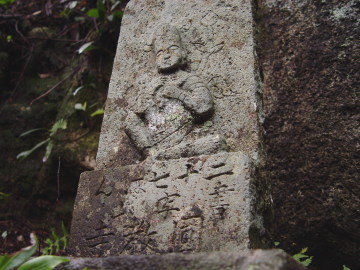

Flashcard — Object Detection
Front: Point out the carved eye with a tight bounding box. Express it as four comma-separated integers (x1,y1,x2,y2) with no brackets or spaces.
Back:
157,50,163,57
169,45,179,51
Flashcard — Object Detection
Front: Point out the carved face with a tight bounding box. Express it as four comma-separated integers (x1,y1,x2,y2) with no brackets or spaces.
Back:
155,39,183,72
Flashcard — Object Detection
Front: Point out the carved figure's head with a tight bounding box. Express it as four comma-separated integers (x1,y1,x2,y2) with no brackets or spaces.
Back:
153,25,186,72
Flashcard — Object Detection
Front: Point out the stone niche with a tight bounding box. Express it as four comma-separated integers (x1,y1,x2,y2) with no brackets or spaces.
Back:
69,0,265,257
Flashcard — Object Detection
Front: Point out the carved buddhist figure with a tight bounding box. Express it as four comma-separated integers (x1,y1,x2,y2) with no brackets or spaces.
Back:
125,25,227,160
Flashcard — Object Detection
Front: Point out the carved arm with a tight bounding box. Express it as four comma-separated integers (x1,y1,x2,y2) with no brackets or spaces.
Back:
124,111,154,151
163,75,213,119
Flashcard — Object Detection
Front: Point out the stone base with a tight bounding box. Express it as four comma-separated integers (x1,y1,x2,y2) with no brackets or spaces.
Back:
56,250,305,270
69,152,262,256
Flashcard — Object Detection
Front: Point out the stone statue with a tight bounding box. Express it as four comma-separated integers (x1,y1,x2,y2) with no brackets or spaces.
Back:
125,25,227,160
69,1,264,256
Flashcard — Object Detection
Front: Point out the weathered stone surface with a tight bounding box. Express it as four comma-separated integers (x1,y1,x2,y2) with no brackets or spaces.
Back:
69,152,260,256
255,0,359,268
96,0,261,168
69,0,266,256
56,250,305,270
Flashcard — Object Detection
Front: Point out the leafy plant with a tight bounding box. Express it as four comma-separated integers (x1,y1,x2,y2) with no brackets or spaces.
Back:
273,242,313,267
292,247,313,267
1,231,7,239
0,192,11,200
90,108,104,117
74,101,104,117
0,0,16,6
17,119,67,162
42,222,69,256
74,102,87,111
62,0,124,56
0,233,69,270
77,42,96,54
85,0,123,22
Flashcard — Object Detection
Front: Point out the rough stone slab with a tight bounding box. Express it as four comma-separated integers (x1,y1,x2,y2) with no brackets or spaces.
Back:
69,152,262,256
69,0,267,257
96,0,262,169
256,0,359,268
56,250,305,270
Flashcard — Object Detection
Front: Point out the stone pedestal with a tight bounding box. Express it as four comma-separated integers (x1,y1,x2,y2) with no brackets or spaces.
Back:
70,152,258,256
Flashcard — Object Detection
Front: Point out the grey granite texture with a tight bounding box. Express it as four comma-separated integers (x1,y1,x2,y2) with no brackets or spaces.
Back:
69,152,264,256
95,0,262,168
256,0,359,268
69,0,267,256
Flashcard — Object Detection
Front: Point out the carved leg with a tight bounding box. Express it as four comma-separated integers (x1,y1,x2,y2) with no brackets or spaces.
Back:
154,134,228,160
125,111,154,153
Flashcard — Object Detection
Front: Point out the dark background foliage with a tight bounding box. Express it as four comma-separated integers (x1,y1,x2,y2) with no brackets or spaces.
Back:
0,0,128,254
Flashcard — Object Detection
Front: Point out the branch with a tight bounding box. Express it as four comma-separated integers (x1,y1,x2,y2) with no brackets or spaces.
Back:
0,14,23,19
30,67,79,105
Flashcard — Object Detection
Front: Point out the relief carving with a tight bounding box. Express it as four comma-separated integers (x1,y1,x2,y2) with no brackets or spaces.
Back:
69,0,260,256
125,25,227,160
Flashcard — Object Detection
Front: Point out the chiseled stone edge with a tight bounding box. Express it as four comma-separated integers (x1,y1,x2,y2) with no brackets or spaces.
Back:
55,250,305,270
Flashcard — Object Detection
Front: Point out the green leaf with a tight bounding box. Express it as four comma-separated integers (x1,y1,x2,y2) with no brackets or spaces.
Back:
86,8,99,18
293,253,308,260
88,102,98,109
343,265,351,270
45,239,53,245
1,233,38,270
74,16,86,22
42,141,53,163
0,255,13,270
90,109,104,117
61,222,69,238
42,247,50,256
16,139,50,160
110,1,121,11
60,222,69,250
51,230,59,242
20,128,46,137
74,102,87,111
0,0,16,6
0,192,11,200
77,42,95,54
1,231,7,239
18,256,69,270
300,247,308,254
301,256,313,267
273,241,280,247
96,0,106,20
72,86,84,96
112,10,123,19
108,10,123,21
49,119,67,137
67,1,77,9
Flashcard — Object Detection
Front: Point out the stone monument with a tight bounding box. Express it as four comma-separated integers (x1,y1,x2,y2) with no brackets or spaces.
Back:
69,0,265,257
